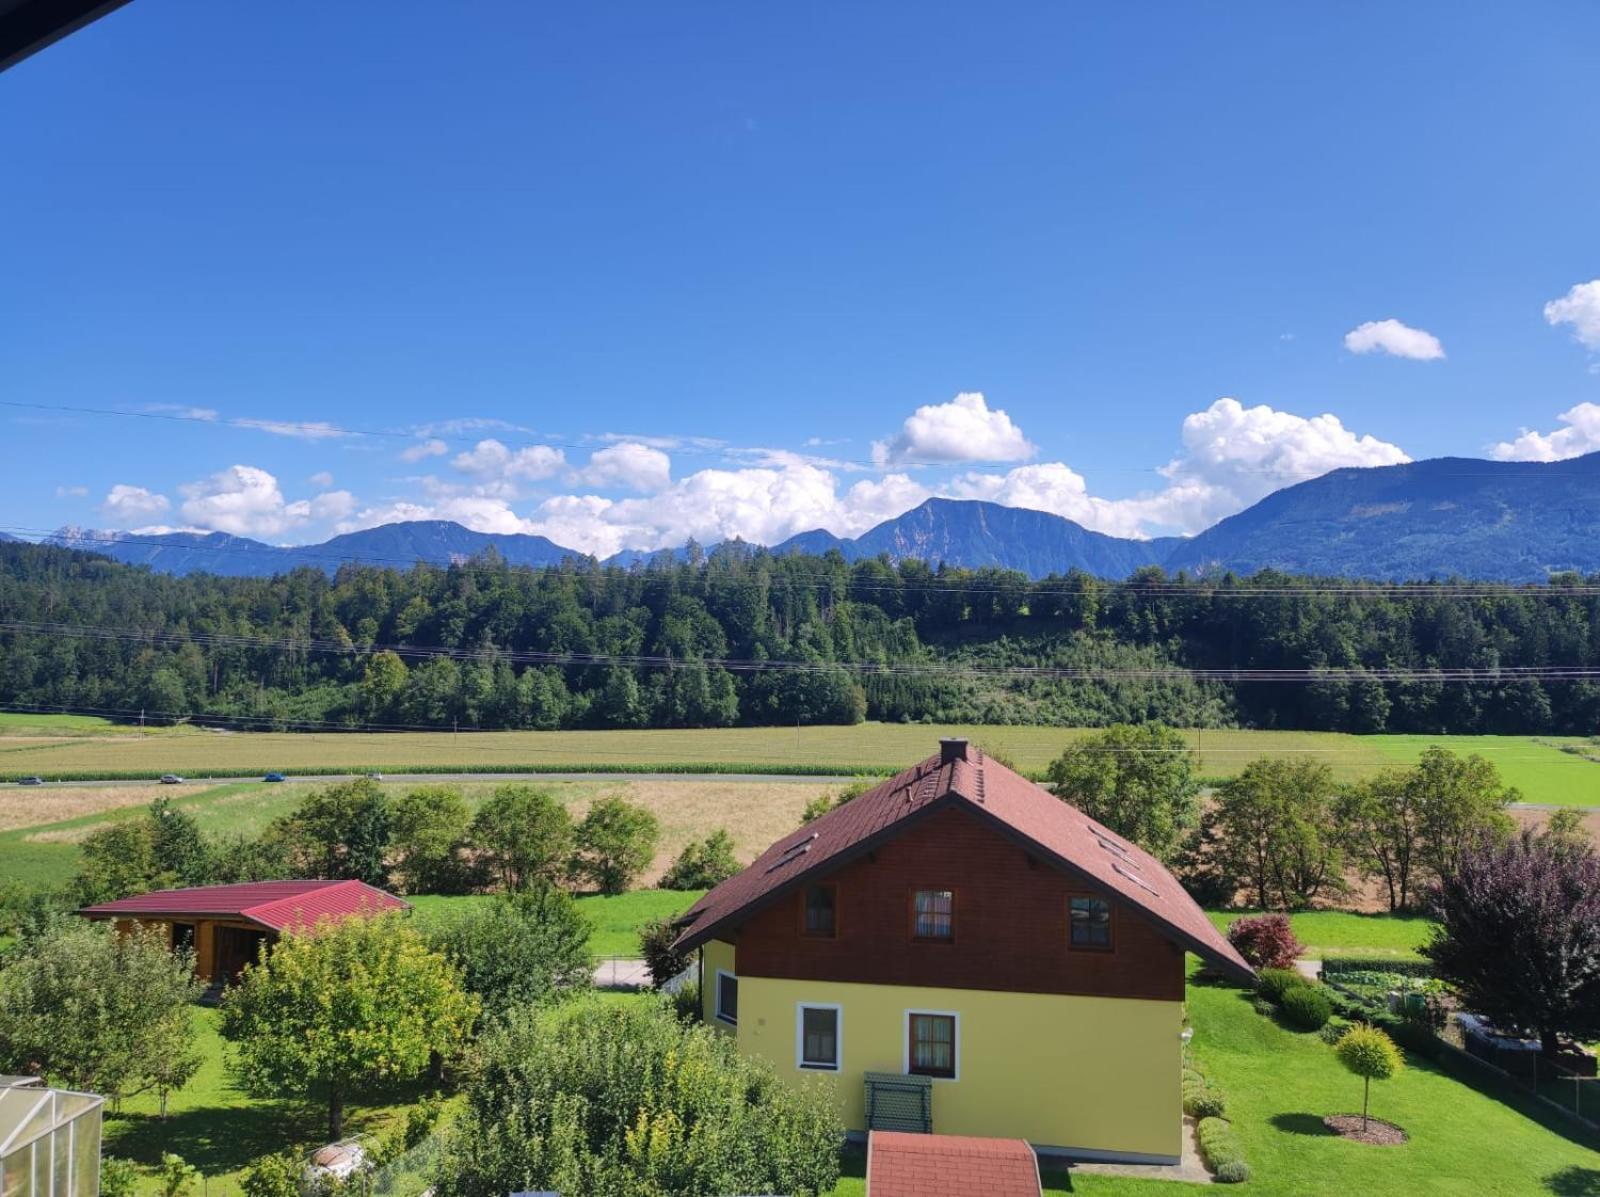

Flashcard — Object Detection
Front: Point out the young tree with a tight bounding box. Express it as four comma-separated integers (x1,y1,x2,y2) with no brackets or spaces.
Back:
1044,724,1198,861
1337,769,1422,912
360,650,409,719
1409,746,1515,883
390,786,474,894
431,888,592,1019
638,917,693,989
271,779,392,886
74,819,160,905
0,921,203,1104
470,785,574,891
1425,829,1600,1055
221,914,476,1138
572,796,661,895
1209,757,1344,909
659,829,740,890
1334,1024,1403,1133
150,797,210,886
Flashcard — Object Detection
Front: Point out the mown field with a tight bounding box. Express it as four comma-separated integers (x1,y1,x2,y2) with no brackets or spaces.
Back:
3,716,1598,803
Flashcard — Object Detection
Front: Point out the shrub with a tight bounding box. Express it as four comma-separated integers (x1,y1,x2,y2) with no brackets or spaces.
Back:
434,996,843,1197
670,979,702,1023
1335,1023,1404,1132
1226,913,1304,971
1280,985,1333,1031
1252,996,1276,1017
1256,967,1312,1005
1181,1067,1226,1118
638,917,692,989
431,888,593,1018
159,1154,199,1197
659,829,740,890
239,1151,302,1197
572,796,660,894
1319,1017,1352,1045
99,1158,140,1197
1195,1117,1249,1184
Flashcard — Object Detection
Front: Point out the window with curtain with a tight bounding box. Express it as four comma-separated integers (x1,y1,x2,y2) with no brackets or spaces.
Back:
1070,896,1112,948
799,1005,840,1070
912,889,954,940
908,1012,956,1078
803,883,837,937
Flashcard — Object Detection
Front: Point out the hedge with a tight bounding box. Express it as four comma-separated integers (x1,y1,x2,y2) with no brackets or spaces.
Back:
1195,1116,1249,1184
1322,957,1435,980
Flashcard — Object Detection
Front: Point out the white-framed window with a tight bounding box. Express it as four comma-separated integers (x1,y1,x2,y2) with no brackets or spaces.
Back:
795,1002,842,1071
903,1009,959,1081
715,969,739,1026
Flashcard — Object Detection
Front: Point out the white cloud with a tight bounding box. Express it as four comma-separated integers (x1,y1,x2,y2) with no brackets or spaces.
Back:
102,484,170,522
1343,319,1445,361
309,490,358,521
951,463,1153,538
1545,280,1600,350
578,443,672,493
451,439,566,483
145,404,219,421
233,418,349,440
400,438,449,463
308,471,335,489
1491,402,1600,462
55,485,88,498
178,465,309,538
872,392,1036,465
338,495,539,538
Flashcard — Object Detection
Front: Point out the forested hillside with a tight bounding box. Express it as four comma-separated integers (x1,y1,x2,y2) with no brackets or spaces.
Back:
2,541,1599,734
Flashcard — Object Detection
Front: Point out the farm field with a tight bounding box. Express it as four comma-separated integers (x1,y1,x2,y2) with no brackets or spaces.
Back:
2,716,1598,803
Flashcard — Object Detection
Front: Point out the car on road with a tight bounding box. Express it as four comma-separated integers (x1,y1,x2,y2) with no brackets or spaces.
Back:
366,772,383,781
160,774,184,784
17,776,44,786
263,771,286,783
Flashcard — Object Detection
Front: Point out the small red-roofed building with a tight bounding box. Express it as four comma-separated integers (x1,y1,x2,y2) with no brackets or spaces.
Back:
672,738,1253,1165
80,879,407,984
866,1130,1041,1197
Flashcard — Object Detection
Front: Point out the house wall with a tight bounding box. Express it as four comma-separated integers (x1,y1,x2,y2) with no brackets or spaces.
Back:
700,938,737,1034
731,805,1185,1001
737,974,1184,1162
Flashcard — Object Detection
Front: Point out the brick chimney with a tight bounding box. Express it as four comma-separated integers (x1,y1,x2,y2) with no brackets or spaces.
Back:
939,737,969,765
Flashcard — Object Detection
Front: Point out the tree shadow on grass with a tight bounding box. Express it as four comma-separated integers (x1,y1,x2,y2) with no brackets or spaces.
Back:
1544,1166,1600,1196
1270,1112,1336,1137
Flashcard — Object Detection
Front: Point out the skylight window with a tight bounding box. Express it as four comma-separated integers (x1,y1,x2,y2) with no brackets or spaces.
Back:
1114,861,1160,897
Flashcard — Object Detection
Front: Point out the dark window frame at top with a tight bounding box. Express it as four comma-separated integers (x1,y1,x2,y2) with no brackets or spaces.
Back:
906,1011,958,1080
797,1003,842,1071
1069,894,1114,950
801,882,838,939
910,888,956,942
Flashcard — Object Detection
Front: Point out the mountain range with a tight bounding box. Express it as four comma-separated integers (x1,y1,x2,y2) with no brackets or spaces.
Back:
29,451,1600,582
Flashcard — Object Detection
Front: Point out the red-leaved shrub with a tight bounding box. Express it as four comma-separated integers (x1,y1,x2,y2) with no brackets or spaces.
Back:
1227,913,1304,971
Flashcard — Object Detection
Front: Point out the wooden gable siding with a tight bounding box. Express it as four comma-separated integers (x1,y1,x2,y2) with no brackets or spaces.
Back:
731,804,1185,1001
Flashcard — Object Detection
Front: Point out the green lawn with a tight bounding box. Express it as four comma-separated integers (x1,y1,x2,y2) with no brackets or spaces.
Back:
1370,735,1600,807
103,1006,436,1195
406,889,703,957
1205,909,1436,961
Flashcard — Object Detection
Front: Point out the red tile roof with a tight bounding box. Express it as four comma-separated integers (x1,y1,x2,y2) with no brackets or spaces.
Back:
673,743,1253,982
80,879,408,933
867,1131,1041,1197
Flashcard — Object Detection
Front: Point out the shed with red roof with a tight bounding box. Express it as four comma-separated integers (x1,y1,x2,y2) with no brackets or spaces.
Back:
80,879,407,985
672,738,1252,1165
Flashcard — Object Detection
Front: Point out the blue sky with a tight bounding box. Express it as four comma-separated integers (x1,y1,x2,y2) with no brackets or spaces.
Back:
3,2,1599,555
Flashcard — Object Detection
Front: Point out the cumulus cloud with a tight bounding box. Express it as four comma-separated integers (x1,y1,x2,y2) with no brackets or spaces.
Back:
451,439,566,483
1344,319,1445,361
1545,280,1600,350
400,438,449,463
1491,402,1600,462
951,463,1153,538
102,484,170,522
338,495,539,538
578,443,672,493
308,471,335,489
178,465,310,537
308,490,358,521
872,392,1035,465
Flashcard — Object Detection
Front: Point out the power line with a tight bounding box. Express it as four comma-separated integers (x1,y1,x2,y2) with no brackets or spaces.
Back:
4,618,1600,684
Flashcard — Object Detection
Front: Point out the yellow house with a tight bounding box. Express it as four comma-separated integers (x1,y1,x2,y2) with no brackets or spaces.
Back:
672,739,1253,1165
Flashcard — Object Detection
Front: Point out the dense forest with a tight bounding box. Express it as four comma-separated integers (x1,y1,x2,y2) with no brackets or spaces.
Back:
2,541,1599,734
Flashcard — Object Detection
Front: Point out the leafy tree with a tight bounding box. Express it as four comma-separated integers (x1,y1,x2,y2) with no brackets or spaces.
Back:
433,998,842,1197
360,650,408,719
470,785,574,891
432,888,593,1018
74,819,160,905
1334,1024,1403,1133
272,779,391,886
572,797,661,895
1208,757,1344,909
637,917,692,989
659,829,740,890
206,832,290,884
1044,724,1198,860
1337,769,1423,912
0,921,203,1103
1543,807,1588,849
1425,828,1600,1056
390,786,474,894
159,1154,200,1197
1409,747,1516,883
220,914,477,1138
150,797,210,886
99,1158,140,1197
799,778,876,826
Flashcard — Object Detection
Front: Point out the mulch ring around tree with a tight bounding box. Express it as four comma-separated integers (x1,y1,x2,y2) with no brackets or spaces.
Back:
1323,1114,1408,1145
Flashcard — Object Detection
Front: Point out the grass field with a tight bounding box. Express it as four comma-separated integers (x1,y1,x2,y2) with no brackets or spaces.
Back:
1205,909,1437,960
407,889,701,956
2,717,1598,803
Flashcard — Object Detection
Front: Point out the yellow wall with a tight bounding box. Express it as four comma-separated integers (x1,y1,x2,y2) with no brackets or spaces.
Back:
735,975,1183,1161
700,939,738,1033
